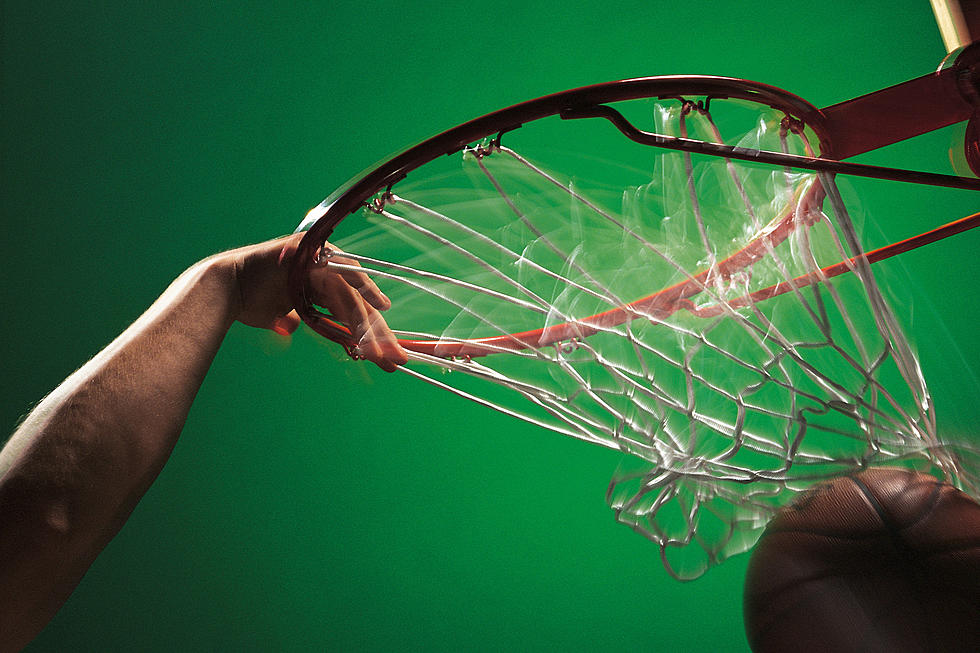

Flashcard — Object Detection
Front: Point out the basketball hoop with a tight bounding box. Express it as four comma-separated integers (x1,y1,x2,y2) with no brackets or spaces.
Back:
289,53,980,578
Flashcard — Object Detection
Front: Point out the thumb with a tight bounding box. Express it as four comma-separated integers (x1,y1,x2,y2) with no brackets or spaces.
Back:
272,310,301,336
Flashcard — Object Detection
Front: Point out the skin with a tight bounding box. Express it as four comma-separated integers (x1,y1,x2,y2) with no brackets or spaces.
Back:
0,234,407,652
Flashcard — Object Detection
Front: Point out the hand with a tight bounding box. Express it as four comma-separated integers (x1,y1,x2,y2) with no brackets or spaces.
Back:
216,234,408,372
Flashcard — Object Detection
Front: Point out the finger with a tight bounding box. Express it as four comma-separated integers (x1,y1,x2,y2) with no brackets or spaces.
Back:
351,308,408,372
309,258,363,316
323,253,391,311
348,274,391,312
310,256,406,371
272,310,301,336
323,278,387,362
375,340,409,372
310,259,390,316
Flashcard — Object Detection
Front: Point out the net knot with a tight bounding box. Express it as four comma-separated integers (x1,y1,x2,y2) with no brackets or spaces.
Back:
555,338,582,355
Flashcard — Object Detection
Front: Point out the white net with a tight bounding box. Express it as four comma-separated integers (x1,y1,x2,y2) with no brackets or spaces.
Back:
305,97,977,578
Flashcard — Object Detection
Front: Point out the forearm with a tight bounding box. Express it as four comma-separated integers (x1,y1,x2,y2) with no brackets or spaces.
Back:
0,256,238,648
0,233,406,651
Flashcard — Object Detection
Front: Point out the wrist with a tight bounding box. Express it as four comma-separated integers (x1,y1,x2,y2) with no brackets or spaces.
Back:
200,236,298,331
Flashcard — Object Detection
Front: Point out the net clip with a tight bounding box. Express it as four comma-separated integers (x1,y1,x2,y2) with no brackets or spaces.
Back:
680,98,711,115
780,115,806,136
366,188,395,214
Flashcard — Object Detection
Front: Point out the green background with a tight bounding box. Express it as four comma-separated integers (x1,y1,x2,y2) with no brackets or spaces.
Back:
2,1,978,651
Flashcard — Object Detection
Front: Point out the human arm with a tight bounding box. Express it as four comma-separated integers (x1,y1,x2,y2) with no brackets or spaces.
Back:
0,234,406,651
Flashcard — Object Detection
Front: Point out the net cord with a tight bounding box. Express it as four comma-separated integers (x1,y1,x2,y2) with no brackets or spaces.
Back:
322,116,938,481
